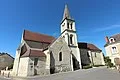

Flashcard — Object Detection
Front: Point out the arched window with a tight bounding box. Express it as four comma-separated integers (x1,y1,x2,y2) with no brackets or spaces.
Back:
71,23,72,29
70,35,73,44
67,23,69,29
59,52,62,61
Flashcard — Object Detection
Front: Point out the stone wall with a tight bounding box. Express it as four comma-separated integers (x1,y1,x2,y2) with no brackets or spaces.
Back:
18,57,29,77
91,51,105,65
80,49,105,66
29,57,46,76
80,49,91,66
1,70,12,77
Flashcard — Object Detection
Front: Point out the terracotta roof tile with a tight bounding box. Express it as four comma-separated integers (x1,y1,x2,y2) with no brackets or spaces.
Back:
21,49,46,57
30,49,46,57
23,30,55,44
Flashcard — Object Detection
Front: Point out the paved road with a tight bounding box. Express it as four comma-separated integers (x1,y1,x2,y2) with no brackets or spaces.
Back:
0,67,120,80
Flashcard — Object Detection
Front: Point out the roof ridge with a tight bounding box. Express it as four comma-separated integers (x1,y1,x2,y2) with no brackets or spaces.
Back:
110,33,120,38
0,52,14,59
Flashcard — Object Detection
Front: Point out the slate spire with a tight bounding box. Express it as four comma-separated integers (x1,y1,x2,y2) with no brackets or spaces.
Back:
62,4,71,20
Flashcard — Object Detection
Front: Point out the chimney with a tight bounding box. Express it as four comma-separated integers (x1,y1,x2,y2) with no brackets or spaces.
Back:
105,36,109,43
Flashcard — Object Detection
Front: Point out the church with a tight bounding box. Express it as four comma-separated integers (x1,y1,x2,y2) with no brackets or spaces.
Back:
12,5,104,77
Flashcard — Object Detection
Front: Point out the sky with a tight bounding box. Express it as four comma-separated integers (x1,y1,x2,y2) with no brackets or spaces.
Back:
0,0,120,57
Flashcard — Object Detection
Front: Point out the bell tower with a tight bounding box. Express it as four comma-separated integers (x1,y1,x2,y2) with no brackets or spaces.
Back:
60,5,82,69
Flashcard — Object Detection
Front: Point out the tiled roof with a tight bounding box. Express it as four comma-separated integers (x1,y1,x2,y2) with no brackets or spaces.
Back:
110,33,120,42
26,41,49,49
23,30,55,44
30,50,46,57
0,53,14,59
21,49,46,57
78,42,101,51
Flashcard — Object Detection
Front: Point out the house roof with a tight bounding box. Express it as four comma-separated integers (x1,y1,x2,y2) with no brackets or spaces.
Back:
23,30,55,44
0,53,14,59
104,33,120,47
110,33,120,42
21,49,46,57
78,42,101,51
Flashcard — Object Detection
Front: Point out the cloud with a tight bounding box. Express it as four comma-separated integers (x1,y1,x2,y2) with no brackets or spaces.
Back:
94,24,120,32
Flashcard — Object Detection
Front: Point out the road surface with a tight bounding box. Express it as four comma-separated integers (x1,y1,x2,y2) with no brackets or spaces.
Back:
0,67,120,80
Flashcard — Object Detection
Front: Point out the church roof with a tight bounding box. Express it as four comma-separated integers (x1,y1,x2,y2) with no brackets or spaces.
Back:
21,49,46,57
26,40,49,49
23,30,55,44
78,42,101,52
62,4,71,20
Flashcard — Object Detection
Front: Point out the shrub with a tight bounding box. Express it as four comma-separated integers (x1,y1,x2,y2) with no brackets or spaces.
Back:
104,57,114,68
93,65,104,67
83,65,92,69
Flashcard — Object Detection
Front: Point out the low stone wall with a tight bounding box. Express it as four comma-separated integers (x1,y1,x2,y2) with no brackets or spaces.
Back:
55,64,72,73
0,70,12,77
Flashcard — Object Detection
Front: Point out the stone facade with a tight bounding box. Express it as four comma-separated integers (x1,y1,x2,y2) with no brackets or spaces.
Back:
88,51,105,66
48,37,72,73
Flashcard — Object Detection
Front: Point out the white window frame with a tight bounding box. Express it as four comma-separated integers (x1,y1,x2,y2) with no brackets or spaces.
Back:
109,38,115,43
111,46,118,54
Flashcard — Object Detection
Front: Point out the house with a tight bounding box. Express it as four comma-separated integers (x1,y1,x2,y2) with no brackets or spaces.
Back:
12,5,81,77
0,53,14,70
104,34,120,65
78,42,105,67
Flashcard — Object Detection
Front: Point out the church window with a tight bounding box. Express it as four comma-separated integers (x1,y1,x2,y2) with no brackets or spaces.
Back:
31,66,33,68
67,23,69,29
59,52,62,61
71,23,72,29
34,58,38,65
70,35,73,44
62,23,65,27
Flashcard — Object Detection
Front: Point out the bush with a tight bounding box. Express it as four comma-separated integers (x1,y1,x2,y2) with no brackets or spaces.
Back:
104,57,114,68
93,65,104,67
83,65,92,69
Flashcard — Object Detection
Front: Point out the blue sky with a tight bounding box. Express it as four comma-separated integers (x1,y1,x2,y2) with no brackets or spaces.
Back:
0,0,120,57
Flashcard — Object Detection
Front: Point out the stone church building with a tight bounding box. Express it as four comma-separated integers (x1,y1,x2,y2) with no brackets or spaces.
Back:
12,5,104,77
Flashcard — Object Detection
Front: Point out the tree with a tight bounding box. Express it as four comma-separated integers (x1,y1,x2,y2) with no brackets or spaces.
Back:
104,57,114,68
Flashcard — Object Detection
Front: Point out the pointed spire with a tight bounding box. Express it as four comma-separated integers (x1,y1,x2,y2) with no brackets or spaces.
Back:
62,4,71,20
